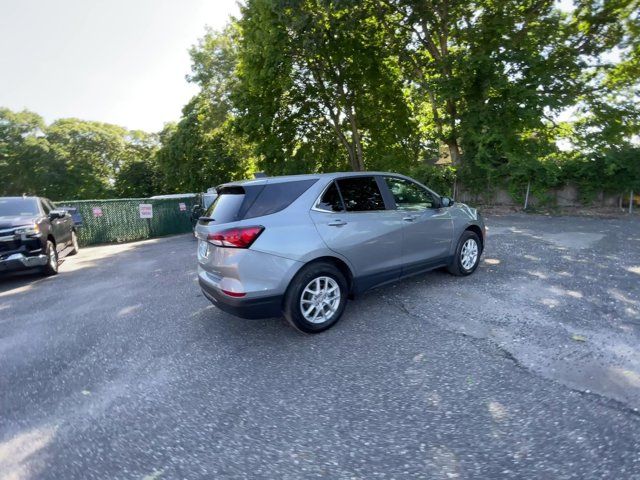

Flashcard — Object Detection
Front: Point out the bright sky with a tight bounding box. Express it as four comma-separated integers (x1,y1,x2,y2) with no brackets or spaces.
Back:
0,0,240,132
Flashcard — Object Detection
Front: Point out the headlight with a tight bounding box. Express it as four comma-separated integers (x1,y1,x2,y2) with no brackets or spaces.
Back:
15,224,40,236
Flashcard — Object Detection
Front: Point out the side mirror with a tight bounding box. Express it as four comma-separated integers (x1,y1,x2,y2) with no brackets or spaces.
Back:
440,196,454,208
49,209,67,219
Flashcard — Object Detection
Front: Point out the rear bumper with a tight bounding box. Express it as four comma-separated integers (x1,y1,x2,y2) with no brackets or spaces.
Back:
199,278,283,319
0,253,48,272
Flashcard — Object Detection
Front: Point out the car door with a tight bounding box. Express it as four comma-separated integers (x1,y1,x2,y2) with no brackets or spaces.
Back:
52,200,73,246
58,203,74,246
382,176,454,275
39,199,59,249
309,176,405,293
42,199,70,250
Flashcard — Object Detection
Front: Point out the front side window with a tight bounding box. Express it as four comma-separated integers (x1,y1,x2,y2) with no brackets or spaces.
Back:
384,177,437,210
336,177,386,212
315,182,344,212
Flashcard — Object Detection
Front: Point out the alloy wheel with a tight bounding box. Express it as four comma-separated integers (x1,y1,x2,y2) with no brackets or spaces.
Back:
299,276,341,324
460,238,478,270
49,247,58,271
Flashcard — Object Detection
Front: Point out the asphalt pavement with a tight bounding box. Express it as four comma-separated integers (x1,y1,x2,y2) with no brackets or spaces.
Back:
1,214,639,479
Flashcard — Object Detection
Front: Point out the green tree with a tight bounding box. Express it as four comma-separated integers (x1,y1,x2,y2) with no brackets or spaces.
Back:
113,131,161,197
1,108,162,200
0,108,53,196
45,118,130,199
155,94,252,193
234,0,417,173
382,0,586,169
550,0,640,200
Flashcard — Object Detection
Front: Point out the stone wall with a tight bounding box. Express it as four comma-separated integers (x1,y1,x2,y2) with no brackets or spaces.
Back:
456,183,626,208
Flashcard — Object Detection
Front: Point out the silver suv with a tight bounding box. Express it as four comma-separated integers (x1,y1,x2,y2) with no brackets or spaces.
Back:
195,172,485,333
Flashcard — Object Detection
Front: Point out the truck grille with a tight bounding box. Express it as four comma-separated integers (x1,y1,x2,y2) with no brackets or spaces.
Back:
0,241,19,254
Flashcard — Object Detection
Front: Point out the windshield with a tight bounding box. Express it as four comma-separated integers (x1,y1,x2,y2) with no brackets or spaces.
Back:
0,198,40,217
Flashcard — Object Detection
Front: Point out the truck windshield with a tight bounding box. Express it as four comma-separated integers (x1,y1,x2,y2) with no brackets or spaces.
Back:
0,198,40,217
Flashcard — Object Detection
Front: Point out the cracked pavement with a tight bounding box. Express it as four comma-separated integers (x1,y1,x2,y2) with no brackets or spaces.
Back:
1,214,639,479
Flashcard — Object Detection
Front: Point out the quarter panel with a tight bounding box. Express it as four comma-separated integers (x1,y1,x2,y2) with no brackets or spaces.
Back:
248,210,328,262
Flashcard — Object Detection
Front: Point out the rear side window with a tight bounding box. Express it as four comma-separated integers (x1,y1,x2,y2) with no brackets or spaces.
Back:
204,187,245,223
243,179,317,219
336,177,386,212
315,182,344,212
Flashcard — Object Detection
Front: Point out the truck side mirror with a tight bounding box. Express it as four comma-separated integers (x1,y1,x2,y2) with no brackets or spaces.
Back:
49,209,67,219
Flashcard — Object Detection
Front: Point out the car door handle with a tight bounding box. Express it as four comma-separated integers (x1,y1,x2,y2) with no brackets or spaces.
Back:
328,220,347,227
403,216,416,222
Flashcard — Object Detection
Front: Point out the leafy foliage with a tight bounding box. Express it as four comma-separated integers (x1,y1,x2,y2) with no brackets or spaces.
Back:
155,94,253,193
1,0,638,203
234,0,418,173
0,110,162,200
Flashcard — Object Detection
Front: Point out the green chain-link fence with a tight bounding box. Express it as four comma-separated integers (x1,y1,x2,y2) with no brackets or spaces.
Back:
59,196,197,246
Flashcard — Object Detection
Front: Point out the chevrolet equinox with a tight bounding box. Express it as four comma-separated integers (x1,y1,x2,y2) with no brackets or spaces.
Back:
195,172,485,333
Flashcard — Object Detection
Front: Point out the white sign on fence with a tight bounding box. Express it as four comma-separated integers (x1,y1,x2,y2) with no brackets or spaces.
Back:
139,204,153,219
92,207,103,218
179,202,187,211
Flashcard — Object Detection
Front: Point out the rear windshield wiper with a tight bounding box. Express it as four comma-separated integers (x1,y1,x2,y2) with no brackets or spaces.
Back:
198,216,215,222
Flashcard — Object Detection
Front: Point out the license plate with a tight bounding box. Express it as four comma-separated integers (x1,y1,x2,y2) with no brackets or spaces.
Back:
198,240,209,258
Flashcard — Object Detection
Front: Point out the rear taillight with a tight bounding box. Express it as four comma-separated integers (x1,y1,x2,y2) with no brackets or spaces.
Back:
207,226,264,248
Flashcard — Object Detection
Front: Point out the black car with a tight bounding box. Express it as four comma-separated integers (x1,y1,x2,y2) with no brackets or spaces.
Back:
0,196,79,276
190,192,218,230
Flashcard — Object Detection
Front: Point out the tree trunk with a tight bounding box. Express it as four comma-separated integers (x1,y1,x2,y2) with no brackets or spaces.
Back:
347,108,365,171
446,139,462,165
346,144,360,172
352,130,365,171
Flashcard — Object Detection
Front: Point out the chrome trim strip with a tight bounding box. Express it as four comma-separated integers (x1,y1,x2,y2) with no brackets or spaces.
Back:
0,252,48,267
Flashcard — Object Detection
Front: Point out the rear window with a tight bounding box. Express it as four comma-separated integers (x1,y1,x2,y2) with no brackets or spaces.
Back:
243,179,317,219
203,187,245,223
202,179,317,223
336,177,386,211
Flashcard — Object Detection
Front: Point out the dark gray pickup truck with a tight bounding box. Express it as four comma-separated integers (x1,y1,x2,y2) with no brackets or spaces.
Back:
0,196,79,276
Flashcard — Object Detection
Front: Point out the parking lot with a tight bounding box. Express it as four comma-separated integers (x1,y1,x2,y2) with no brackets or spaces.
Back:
1,214,639,479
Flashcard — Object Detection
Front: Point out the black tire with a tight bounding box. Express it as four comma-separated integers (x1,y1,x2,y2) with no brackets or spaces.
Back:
42,240,59,276
447,230,482,276
68,230,79,255
283,262,349,333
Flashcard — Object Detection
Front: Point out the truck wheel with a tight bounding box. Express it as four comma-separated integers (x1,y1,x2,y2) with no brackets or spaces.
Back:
42,240,59,276
283,262,348,333
69,230,79,255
